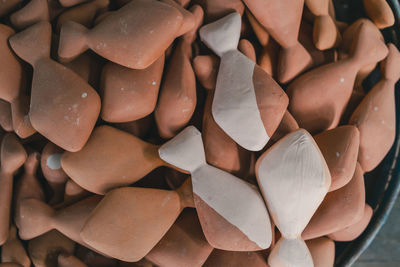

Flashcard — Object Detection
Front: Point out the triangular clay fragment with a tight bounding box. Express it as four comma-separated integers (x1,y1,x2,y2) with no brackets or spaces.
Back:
159,126,272,251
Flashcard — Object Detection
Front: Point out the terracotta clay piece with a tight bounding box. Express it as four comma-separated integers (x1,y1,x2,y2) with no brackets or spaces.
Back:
200,12,288,151
256,129,331,267
363,0,395,29
287,22,388,134
58,0,194,69
203,250,268,267
145,209,214,267
9,21,101,152
0,134,27,245
305,0,339,50
58,254,88,267
154,5,203,139
59,0,89,7
1,226,31,267
194,0,245,22
306,237,335,267
159,126,272,251
303,163,365,240
243,0,312,83
9,0,50,30
80,179,194,262
314,126,360,191
350,43,400,172
0,0,23,17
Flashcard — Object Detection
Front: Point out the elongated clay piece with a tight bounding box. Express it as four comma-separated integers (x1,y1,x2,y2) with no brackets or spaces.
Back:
0,0,23,17
238,39,256,62
287,22,388,134
306,237,335,267
56,0,110,32
194,0,244,22
17,195,103,252
200,13,288,151
256,129,331,267
10,0,50,30
302,163,365,240
350,44,400,172
9,22,101,152
155,6,203,138
10,94,36,139
58,0,193,69
14,152,45,229
0,25,23,103
193,55,219,90
101,55,164,123
0,134,27,245
340,19,384,92
203,250,268,267
314,126,360,191
363,0,395,29
80,179,194,262
61,125,184,194
28,230,75,267
245,10,269,47
243,0,312,83
328,204,373,242
305,0,338,50
58,254,87,267
159,126,272,251
145,209,213,267
1,226,30,267
59,0,89,7
0,100,13,132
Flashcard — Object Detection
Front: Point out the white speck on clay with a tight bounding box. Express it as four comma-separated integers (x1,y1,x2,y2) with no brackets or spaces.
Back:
75,118,80,125
149,30,154,34
64,115,70,121
365,155,370,160
374,106,379,111
382,120,385,124
336,152,340,158
152,81,157,85
47,154,62,170
120,87,125,91
182,108,190,113
122,175,126,179
81,92,87,98
340,78,344,83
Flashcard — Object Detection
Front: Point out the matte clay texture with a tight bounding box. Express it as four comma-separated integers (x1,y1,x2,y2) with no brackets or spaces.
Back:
306,237,335,267
9,21,101,152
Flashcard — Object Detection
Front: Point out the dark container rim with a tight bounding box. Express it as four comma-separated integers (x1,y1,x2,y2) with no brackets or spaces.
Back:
335,0,400,266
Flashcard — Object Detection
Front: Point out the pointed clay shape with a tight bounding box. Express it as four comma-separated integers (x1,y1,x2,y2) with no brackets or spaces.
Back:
328,204,372,241
10,0,50,30
256,129,330,267
0,25,23,103
0,100,13,132
256,129,331,238
1,226,31,267
306,237,335,267
58,0,191,69
204,250,268,267
59,0,89,7
155,6,203,138
0,0,23,17
145,209,214,267
202,90,251,177
305,0,338,50
268,238,313,267
80,179,194,261
9,22,101,152
159,126,272,251
350,44,400,172
243,0,312,83
14,152,45,229
28,230,75,267
194,0,244,22
58,254,87,267
17,195,102,252
10,94,36,139
200,13,288,151
246,10,269,47
61,125,179,194
238,39,256,62
314,126,360,191
192,55,219,90
302,163,365,240
287,22,388,134
101,55,164,123
340,19,384,92
0,134,27,245
56,0,110,33
41,142,69,205
363,0,395,29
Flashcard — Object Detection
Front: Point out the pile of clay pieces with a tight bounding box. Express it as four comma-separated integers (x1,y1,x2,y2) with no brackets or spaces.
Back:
0,0,399,266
